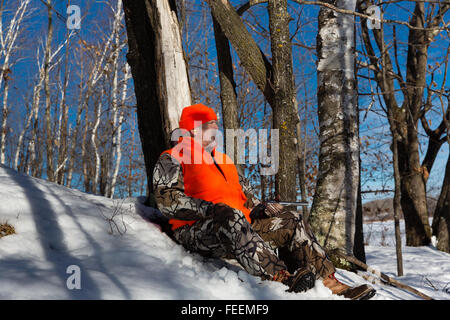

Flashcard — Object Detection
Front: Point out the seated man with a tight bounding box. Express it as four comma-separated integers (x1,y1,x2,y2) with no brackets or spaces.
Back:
152,103,375,299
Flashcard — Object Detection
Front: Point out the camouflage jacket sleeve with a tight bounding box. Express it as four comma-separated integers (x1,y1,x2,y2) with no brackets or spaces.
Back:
152,153,213,220
237,169,261,210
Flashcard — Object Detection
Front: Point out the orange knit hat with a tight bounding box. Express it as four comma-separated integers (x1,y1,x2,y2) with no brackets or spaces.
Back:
179,104,218,132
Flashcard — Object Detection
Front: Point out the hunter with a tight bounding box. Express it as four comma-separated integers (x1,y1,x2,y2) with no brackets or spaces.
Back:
152,103,375,300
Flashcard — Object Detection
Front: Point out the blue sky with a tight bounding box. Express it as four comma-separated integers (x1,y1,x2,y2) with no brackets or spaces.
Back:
2,0,449,201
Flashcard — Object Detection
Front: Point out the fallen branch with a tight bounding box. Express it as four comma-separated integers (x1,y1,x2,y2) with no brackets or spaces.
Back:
329,248,434,300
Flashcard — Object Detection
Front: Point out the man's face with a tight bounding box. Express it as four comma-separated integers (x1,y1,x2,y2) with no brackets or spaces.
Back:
191,120,219,151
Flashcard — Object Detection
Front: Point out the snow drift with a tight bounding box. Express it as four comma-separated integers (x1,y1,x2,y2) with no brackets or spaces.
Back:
0,164,449,300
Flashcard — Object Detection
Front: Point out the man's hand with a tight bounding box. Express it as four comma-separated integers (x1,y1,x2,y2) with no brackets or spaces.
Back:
265,202,284,216
249,203,269,223
249,202,285,224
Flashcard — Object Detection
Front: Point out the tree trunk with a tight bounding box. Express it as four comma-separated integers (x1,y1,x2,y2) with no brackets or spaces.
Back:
212,15,240,166
392,135,404,275
122,0,191,194
106,0,126,198
296,118,308,218
379,10,402,273
68,8,115,188
267,0,298,202
398,2,431,246
34,128,44,178
208,0,298,201
0,79,9,165
81,100,91,193
353,167,366,263
432,153,450,253
109,64,131,198
66,92,83,188
310,0,360,259
56,28,71,185
44,0,55,182
27,66,45,177
15,86,41,171
207,0,275,106
55,14,74,185
0,0,31,165
100,153,109,196
91,96,103,194
357,0,438,246
397,137,432,246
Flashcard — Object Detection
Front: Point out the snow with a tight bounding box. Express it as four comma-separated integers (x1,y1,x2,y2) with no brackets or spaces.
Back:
0,164,449,300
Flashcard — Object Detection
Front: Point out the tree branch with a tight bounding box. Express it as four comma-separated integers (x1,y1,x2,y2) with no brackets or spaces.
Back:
237,0,450,31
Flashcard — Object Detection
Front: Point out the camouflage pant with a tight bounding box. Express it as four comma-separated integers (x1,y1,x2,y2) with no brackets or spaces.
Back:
173,207,335,279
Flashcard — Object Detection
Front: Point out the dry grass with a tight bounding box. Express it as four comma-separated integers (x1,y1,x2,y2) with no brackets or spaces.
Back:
0,222,16,238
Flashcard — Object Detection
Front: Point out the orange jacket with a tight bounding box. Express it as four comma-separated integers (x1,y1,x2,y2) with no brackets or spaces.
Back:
162,136,251,230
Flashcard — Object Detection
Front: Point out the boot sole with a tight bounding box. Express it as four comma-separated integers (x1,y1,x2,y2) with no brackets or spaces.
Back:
287,270,316,293
358,288,376,300
341,285,377,300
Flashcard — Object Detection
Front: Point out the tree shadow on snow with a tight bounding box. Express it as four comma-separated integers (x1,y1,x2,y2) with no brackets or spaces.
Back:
42,183,132,299
7,168,102,299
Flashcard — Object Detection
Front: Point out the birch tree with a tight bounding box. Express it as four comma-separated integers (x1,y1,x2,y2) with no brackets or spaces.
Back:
0,0,31,165
91,87,103,194
102,0,127,197
22,31,69,176
54,25,71,185
108,64,131,198
43,0,55,182
15,58,44,172
66,11,117,188
308,0,360,259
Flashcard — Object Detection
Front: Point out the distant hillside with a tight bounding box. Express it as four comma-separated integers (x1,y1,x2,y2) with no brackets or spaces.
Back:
363,198,437,223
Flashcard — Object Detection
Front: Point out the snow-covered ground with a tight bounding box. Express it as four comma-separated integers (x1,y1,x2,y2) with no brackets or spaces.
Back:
0,164,449,300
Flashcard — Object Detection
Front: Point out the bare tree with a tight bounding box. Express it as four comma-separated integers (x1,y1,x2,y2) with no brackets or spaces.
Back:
14,54,44,172
0,0,31,165
433,152,449,252
356,0,449,246
42,0,55,182
91,88,103,194
206,0,301,201
123,0,191,195
212,15,240,167
66,17,116,189
54,22,72,185
22,28,69,177
108,64,132,198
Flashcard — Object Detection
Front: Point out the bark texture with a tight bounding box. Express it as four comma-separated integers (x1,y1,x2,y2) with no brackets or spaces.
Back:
212,15,240,166
208,0,299,201
310,0,360,257
356,0,450,246
267,0,298,202
123,0,191,191
207,0,275,106
432,154,450,253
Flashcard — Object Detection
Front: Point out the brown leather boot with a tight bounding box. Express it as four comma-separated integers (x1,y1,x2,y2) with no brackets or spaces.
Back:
323,273,376,300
